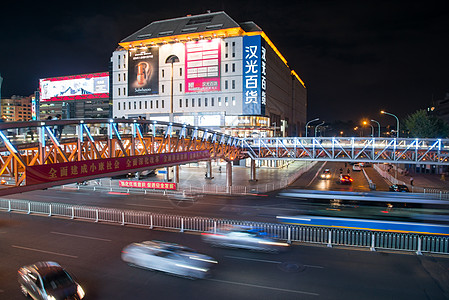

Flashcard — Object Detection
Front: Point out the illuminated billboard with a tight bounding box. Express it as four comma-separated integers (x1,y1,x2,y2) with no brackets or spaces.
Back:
242,35,266,115
185,39,221,93
128,47,159,96
40,72,109,102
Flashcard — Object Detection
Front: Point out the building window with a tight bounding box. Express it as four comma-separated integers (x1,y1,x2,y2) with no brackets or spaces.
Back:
211,97,214,106
179,99,182,108
225,64,228,73
145,101,147,109
118,88,121,96
162,85,165,93
162,69,165,78
118,102,121,110
232,80,235,89
186,99,188,107
162,100,164,108
232,96,236,106
134,101,136,109
123,54,126,68
118,55,121,69
225,42,228,58
225,80,228,89
118,73,121,81
218,97,222,106
123,73,126,81
156,100,159,109
179,68,182,76
192,98,195,107
179,83,182,92
232,63,235,72
232,42,236,57
198,98,201,107
225,97,229,106
205,98,208,107
151,101,153,109
139,101,142,109
129,102,131,110
123,87,126,95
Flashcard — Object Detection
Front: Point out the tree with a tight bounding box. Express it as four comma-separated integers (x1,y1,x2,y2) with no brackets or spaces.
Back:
404,109,449,138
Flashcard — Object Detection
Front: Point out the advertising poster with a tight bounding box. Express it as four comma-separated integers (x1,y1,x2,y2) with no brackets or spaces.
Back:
242,35,266,115
128,47,159,96
39,72,109,102
185,39,221,93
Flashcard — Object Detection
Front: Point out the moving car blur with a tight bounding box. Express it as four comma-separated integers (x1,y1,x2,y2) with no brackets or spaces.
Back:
320,169,332,179
18,261,85,300
352,164,362,171
389,184,410,192
339,174,353,184
201,225,290,252
121,240,217,279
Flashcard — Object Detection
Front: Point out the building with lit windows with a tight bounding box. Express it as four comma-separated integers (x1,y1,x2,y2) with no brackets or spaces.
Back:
1,95,33,122
111,11,306,137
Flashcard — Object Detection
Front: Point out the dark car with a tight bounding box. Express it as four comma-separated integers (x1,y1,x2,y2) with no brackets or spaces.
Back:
389,184,410,192
339,174,353,184
18,261,85,300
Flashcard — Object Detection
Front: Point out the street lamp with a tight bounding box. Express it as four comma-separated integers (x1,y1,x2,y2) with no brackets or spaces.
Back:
363,121,374,137
315,121,325,137
371,119,381,137
305,118,319,137
165,55,180,123
381,110,399,138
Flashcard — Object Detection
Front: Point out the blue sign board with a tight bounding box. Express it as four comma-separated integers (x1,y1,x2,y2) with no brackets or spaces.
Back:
242,35,266,115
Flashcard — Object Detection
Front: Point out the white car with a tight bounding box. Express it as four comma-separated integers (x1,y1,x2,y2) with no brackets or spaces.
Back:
121,240,217,279
202,226,290,252
352,164,362,171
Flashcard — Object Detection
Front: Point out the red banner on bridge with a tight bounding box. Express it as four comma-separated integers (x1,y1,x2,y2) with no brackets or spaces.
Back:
119,180,176,190
26,151,210,185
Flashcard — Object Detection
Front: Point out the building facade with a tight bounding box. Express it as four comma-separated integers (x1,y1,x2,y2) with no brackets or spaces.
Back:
111,11,306,137
1,95,33,122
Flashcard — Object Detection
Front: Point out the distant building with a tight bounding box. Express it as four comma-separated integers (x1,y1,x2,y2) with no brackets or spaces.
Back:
1,95,32,122
431,93,449,124
38,72,110,120
110,11,306,137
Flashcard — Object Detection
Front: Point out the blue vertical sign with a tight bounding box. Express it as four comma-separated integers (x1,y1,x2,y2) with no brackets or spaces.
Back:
242,35,266,115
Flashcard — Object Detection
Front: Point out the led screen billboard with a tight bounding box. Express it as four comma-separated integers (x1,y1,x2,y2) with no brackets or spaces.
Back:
185,39,221,93
128,47,159,96
242,35,266,115
40,72,109,102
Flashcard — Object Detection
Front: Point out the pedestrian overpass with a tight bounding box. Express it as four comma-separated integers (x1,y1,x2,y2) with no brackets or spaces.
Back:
0,119,447,195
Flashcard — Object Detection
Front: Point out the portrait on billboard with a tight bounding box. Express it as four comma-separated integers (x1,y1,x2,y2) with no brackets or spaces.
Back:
185,39,221,93
128,47,159,96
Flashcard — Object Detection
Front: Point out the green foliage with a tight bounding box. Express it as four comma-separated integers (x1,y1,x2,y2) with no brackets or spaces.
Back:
404,109,449,138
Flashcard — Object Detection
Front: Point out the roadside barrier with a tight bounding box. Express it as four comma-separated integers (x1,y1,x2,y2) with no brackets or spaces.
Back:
1,198,447,256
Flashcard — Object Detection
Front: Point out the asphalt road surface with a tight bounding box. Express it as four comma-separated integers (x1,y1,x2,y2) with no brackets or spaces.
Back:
1,213,448,300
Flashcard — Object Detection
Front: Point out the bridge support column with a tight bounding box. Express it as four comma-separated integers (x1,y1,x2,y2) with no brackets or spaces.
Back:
249,159,258,182
205,160,214,179
174,165,179,183
226,161,232,190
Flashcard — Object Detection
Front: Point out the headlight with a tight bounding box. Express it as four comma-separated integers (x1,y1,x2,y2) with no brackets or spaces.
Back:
77,284,85,299
47,295,56,300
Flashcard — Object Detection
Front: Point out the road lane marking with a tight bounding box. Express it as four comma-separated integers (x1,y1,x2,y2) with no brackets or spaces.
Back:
11,245,78,258
50,231,112,242
225,255,324,269
225,255,281,264
127,203,174,209
207,278,319,296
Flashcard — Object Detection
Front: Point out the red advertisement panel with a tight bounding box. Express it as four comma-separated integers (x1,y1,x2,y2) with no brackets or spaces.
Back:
26,151,210,185
185,39,221,93
119,180,176,190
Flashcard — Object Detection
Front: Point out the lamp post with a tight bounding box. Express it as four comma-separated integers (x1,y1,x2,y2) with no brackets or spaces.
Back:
381,110,399,138
165,55,180,123
371,119,381,137
272,122,276,137
315,121,325,137
363,121,374,137
305,118,319,137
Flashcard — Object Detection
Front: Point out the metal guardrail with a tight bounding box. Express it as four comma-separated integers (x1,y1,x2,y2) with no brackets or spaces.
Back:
1,198,447,255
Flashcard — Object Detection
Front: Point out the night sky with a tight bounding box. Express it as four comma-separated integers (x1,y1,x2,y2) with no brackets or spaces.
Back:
1,0,448,125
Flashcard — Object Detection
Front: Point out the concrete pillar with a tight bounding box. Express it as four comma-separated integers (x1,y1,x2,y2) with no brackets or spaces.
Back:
174,165,179,183
226,161,232,187
205,160,214,179
250,159,258,182
165,166,170,182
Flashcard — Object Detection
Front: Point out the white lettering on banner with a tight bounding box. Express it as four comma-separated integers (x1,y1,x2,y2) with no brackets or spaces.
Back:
245,46,258,59
245,90,258,104
246,75,258,89
245,60,259,74
261,46,267,106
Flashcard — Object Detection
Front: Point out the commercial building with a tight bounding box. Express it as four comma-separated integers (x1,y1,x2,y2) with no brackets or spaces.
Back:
1,95,33,122
111,11,306,137
38,72,110,120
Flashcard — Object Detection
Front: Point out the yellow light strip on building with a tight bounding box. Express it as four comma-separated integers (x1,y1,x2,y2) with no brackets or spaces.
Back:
291,70,306,88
